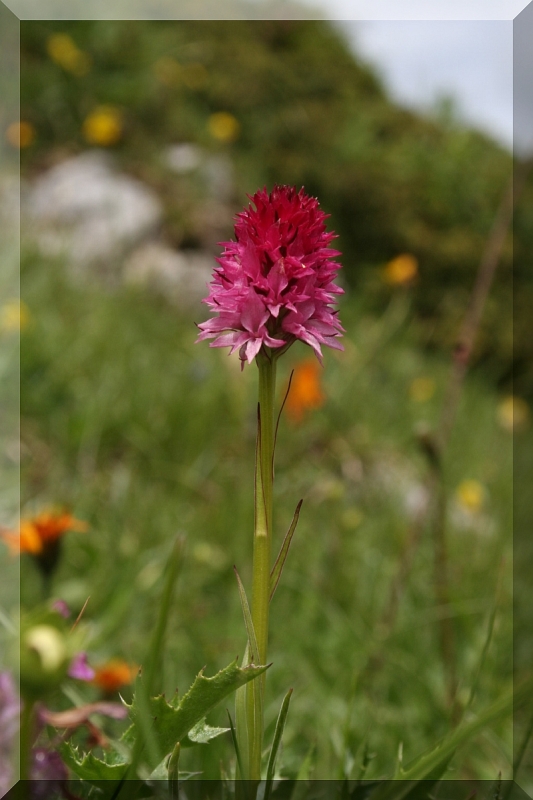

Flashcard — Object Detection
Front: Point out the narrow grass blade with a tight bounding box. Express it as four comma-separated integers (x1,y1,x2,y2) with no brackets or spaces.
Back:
227,710,245,783
371,676,533,800
264,688,293,800
233,566,260,665
272,369,294,471
168,741,180,800
269,500,303,602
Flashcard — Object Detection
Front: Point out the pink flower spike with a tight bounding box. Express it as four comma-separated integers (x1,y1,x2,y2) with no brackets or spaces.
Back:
196,185,343,366
68,652,95,682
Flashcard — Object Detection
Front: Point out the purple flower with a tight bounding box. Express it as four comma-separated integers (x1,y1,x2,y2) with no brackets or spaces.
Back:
30,748,68,800
51,599,71,619
196,186,344,367
68,652,95,682
0,672,20,798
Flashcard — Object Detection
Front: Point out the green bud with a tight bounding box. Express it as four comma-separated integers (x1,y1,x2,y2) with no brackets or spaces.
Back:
20,623,69,699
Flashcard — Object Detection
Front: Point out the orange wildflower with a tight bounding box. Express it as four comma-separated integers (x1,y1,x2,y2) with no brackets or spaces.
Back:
92,659,137,693
285,359,325,424
1,511,88,556
5,120,36,149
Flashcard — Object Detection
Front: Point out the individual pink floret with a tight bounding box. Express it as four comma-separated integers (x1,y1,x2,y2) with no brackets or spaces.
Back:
196,185,344,367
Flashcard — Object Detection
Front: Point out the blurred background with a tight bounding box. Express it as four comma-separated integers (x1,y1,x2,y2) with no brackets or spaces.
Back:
3,10,533,785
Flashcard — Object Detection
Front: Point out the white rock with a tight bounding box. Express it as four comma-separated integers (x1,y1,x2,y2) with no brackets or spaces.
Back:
25,151,163,267
165,143,202,173
122,242,212,307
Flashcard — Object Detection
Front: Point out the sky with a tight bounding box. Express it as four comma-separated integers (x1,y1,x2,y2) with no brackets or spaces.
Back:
333,20,514,152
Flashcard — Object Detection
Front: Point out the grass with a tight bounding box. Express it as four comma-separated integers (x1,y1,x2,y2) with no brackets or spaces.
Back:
16,248,516,783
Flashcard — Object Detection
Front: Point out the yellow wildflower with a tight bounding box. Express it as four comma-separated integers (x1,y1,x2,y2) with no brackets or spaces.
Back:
82,106,123,147
383,253,418,286
409,377,436,403
497,395,530,433
1,298,31,332
46,33,91,76
208,111,240,143
5,121,36,149
285,359,325,424
455,480,486,514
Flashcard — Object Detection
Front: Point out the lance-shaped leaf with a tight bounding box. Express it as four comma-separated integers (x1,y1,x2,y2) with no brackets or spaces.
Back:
270,500,302,601
233,567,263,780
234,566,260,665
235,643,251,779
128,658,269,769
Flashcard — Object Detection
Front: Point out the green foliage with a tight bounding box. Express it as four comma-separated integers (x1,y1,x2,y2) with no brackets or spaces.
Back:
62,658,268,784
17,251,519,781
128,660,269,770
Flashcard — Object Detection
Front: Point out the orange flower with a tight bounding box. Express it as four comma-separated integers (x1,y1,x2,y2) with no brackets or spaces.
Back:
285,359,325,424
92,659,137,693
5,120,36,149
383,253,418,286
1,511,88,556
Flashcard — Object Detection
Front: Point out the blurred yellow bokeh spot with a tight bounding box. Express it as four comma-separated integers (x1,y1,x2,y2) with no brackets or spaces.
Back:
409,376,436,403
5,120,36,149
1,299,31,332
497,395,530,433
83,106,123,147
455,479,486,514
208,111,240,143
46,33,91,76
383,253,418,286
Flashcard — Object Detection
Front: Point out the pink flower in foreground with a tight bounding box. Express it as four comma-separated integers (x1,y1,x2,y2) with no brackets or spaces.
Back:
196,186,344,367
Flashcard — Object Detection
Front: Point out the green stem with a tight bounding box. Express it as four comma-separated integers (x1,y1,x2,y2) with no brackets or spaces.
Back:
20,697,35,782
249,348,277,780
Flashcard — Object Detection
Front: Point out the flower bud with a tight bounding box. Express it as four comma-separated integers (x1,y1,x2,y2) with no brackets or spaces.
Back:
20,624,69,698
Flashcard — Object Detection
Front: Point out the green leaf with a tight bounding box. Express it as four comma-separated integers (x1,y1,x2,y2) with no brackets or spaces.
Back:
183,718,229,746
129,658,269,769
270,500,302,602
265,688,293,800
60,742,129,782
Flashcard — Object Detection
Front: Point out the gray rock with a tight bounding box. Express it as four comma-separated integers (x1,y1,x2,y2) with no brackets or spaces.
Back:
25,151,163,268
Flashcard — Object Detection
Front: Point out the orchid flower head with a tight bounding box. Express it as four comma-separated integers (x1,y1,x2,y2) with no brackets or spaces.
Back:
196,185,344,367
